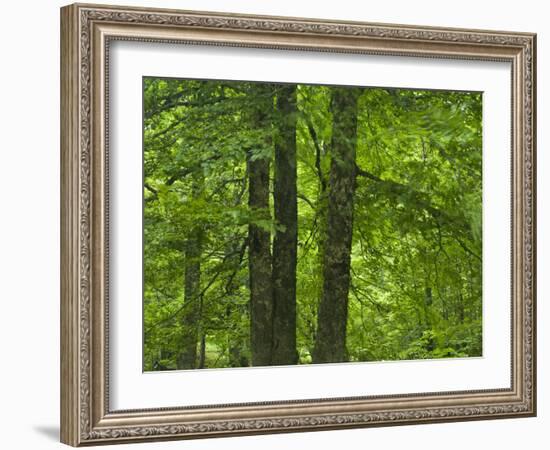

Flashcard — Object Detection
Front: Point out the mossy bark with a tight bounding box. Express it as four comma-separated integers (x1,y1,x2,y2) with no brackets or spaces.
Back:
178,178,203,369
272,85,298,365
248,90,274,366
314,87,361,364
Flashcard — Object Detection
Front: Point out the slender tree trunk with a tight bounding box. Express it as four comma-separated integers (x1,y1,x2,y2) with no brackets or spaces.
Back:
458,293,465,324
313,87,361,364
197,290,207,369
198,333,206,369
225,235,250,368
303,95,330,360
248,89,274,366
177,199,203,369
424,286,433,327
223,176,250,367
271,85,298,365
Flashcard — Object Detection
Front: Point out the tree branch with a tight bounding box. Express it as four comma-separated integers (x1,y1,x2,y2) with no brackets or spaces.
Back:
144,183,158,197
145,95,225,120
304,117,327,192
355,164,472,235
297,193,316,210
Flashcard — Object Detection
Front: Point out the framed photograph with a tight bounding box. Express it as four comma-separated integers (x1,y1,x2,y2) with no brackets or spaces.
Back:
60,3,536,446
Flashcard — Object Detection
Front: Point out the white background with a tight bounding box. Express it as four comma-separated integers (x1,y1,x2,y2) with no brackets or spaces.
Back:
0,0,546,449
110,42,511,409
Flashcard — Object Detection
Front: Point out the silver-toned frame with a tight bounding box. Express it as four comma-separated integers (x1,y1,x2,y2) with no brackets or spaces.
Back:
60,3,536,446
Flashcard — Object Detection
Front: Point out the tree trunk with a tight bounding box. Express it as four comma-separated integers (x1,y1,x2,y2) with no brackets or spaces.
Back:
313,87,361,364
424,286,433,327
248,89,274,366
177,206,203,369
198,333,206,369
225,236,250,368
271,85,298,365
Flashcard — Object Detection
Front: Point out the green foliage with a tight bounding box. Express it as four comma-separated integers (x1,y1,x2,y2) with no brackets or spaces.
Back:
143,77,482,370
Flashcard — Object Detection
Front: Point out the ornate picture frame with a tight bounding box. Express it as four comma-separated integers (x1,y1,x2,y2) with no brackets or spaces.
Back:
60,3,536,446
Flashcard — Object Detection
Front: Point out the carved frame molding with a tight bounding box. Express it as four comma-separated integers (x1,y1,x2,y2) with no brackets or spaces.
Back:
61,3,536,446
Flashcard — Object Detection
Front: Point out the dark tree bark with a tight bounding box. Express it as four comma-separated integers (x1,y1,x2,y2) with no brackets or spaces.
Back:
197,289,206,369
457,292,465,324
424,287,436,351
304,103,329,358
177,201,203,369
271,85,298,365
313,87,361,364
248,88,274,366
424,286,433,327
198,333,206,369
225,236,250,368
222,176,251,368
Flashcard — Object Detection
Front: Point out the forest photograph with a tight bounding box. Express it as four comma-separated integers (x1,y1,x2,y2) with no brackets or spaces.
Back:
143,77,483,371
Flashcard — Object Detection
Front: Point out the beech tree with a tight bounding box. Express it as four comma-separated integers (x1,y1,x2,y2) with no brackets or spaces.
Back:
247,85,274,366
313,87,361,363
177,176,204,369
272,85,299,365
